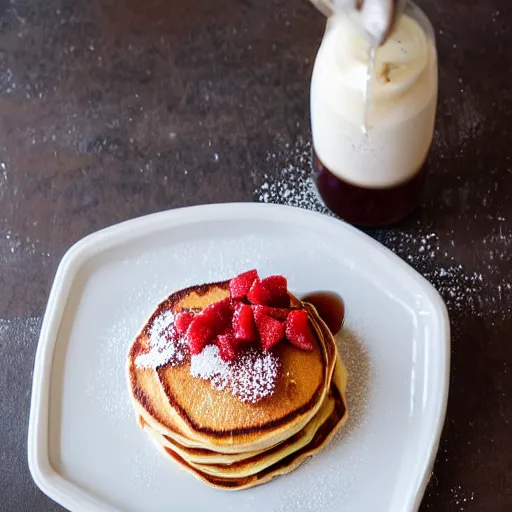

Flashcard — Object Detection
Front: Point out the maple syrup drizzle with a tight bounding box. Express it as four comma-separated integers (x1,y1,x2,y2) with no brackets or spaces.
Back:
300,291,345,335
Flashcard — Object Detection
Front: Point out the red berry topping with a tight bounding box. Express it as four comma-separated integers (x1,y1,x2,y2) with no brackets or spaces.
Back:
174,311,195,336
185,271,314,362
216,330,238,361
201,297,233,334
232,302,257,343
186,315,215,355
247,275,289,307
262,275,287,294
285,310,316,351
229,269,259,300
251,304,289,321
253,307,285,351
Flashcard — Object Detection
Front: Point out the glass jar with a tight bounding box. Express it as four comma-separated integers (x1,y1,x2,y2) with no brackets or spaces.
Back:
310,2,438,226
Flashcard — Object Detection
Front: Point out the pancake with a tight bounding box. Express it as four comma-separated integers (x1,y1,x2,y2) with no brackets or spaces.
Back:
126,272,348,490
146,371,338,478
143,356,348,490
139,417,273,465
127,281,337,454
143,395,333,477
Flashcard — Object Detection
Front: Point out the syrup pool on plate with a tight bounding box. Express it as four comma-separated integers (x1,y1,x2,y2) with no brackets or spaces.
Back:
310,1,438,226
301,291,345,336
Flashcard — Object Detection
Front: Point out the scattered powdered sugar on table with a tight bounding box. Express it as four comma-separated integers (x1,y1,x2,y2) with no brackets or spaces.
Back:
191,345,280,403
255,137,512,322
449,485,475,510
135,311,188,369
372,230,490,313
257,138,331,215
423,482,476,511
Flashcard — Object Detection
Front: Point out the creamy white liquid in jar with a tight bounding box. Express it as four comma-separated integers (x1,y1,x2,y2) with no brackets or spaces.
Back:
310,3,438,190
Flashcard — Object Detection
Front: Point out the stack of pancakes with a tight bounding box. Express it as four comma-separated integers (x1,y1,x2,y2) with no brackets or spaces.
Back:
127,280,348,490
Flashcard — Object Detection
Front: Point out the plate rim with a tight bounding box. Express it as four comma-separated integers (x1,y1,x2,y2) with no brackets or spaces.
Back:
27,202,450,512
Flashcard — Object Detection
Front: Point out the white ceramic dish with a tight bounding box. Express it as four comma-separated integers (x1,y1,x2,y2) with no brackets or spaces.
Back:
28,203,450,512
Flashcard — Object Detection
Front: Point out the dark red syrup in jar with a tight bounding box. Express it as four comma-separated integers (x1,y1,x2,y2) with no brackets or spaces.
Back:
313,151,427,227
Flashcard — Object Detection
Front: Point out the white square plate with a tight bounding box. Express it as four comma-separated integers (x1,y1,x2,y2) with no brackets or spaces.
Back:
28,203,450,512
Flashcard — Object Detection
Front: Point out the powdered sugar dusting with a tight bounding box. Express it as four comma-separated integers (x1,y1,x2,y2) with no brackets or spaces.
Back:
135,310,188,369
136,308,281,403
231,348,281,403
191,345,280,403
190,344,231,391
133,297,282,403
449,485,475,510
334,328,373,442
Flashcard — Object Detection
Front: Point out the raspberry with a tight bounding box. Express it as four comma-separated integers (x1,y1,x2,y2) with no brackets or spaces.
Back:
247,275,289,307
251,304,289,321
174,311,195,336
229,269,259,300
201,297,233,334
285,310,316,351
216,330,238,361
232,302,257,343
186,315,215,355
253,307,285,351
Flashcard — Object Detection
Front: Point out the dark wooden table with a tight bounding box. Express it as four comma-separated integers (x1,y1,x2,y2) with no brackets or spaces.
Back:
1,0,510,510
